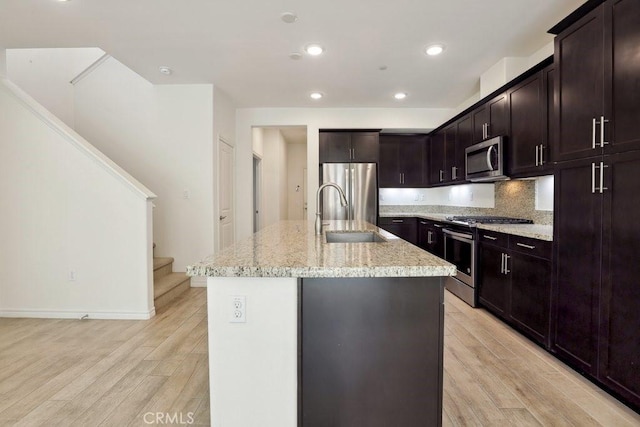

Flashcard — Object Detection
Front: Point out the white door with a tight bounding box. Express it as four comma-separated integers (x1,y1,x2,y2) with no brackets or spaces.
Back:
219,138,235,250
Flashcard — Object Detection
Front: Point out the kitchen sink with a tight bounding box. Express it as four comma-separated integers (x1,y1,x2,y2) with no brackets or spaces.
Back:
325,231,386,243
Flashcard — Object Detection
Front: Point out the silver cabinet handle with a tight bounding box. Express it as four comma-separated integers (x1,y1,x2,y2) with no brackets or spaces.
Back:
219,215,227,220
402,173,405,184
600,116,609,147
592,118,597,149
504,254,510,274
392,219,404,223
434,224,443,228
439,170,444,182
535,145,539,166
486,123,490,138
352,148,355,159
539,144,544,165
452,166,457,180
427,231,433,244
420,221,427,225
516,243,536,249
500,253,505,274
399,173,403,184
483,235,497,241
600,161,608,193
592,162,597,194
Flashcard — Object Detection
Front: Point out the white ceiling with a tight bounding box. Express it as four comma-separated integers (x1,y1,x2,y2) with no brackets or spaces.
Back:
0,0,585,108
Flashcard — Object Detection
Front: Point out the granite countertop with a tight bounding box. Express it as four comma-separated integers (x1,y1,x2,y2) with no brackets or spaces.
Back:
380,212,553,241
187,220,456,278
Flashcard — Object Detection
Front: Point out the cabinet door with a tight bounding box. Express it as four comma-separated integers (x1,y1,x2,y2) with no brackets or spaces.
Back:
444,124,457,183
399,137,425,187
508,71,545,175
351,132,379,162
472,105,489,142
379,217,418,245
552,157,602,375
510,252,551,346
488,93,509,138
455,115,473,181
319,132,351,163
554,5,605,162
544,64,555,168
599,150,640,405
429,131,446,184
606,0,640,154
478,244,509,318
417,220,429,250
379,138,399,188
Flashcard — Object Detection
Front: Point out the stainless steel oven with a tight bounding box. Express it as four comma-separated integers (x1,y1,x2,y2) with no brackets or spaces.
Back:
443,227,477,307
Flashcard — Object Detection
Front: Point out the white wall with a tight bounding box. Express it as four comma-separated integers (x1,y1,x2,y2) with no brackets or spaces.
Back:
380,184,495,208
0,78,155,319
235,108,455,240
207,277,298,427
73,57,214,272
287,142,307,220
6,48,105,128
0,48,6,77
259,128,288,228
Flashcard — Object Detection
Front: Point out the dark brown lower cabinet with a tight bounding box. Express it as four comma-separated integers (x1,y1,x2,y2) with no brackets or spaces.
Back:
478,242,508,317
478,232,551,347
378,217,418,245
553,151,640,410
552,157,602,375
417,219,445,258
301,277,444,427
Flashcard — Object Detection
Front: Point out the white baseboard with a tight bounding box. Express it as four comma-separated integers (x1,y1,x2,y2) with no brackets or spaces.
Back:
0,307,156,320
190,276,207,287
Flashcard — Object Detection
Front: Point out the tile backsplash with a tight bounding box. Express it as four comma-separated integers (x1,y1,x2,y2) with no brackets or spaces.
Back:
380,179,553,225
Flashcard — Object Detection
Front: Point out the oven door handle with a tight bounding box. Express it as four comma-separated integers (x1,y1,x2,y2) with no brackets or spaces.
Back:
443,229,474,242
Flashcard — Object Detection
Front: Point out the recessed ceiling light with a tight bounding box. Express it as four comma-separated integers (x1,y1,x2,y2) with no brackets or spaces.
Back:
394,92,407,100
425,44,445,56
158,66,172,75
289,52,303,60
310,92,323,100
281,12,298,23
305,44,324,56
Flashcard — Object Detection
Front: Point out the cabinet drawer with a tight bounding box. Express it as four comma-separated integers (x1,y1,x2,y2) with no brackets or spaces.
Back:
378,217,416,226
478,231,508,248
509,235,552,259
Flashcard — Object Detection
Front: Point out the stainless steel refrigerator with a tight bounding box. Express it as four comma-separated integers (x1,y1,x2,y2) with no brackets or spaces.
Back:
321,163,378,225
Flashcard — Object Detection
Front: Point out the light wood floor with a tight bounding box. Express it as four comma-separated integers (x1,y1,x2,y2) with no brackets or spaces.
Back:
0,287,639,426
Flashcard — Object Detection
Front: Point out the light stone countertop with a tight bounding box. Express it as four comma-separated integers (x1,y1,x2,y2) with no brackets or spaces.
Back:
187,220,456,278
380,212,553,241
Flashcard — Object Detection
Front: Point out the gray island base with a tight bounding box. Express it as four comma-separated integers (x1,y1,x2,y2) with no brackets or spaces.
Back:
188,220,455,427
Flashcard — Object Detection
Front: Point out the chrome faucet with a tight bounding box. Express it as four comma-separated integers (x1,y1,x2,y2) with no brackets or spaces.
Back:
315,182,348,235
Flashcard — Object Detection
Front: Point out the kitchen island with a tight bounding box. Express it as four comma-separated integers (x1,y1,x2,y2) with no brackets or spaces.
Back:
187,220,455,427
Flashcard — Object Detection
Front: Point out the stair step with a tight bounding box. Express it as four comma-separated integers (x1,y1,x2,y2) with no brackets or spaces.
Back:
154,272,190,311
153,257,174,280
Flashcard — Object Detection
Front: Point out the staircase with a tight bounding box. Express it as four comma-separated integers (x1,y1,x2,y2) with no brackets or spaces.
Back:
153,257,190,310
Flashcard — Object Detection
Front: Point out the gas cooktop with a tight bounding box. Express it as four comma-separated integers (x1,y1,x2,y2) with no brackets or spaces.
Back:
445,216,533,225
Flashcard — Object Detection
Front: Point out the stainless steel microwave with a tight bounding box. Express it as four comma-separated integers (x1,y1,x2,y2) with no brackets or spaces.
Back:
465,136,508,182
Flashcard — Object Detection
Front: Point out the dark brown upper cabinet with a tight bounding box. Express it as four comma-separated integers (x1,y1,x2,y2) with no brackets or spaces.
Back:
507,64,555,177
472,93,509,143
553,0,640,162
319,131,379,163
429,116,471,186
378,134,426,188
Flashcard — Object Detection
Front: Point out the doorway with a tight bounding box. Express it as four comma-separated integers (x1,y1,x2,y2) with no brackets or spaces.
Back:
218,137,235,250
253,155,262,233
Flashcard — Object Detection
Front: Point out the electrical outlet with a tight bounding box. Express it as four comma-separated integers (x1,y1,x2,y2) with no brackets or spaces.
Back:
69,270,77,281
230,296,246,323
183,189,190,199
